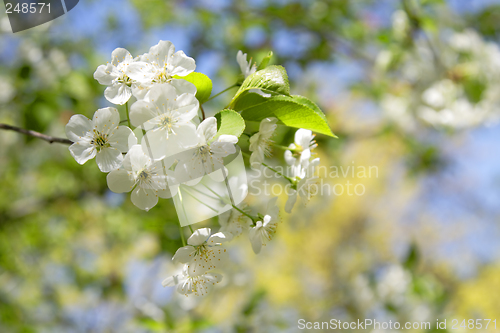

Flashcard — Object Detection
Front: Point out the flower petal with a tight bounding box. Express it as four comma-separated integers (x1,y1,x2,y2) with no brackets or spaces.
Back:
129,100,157,128
295,129,313,148
236,50,248,75
126,145,150,174
187,228,211,246
104,84,132,105
162,274,184,287
284,149,296,166
207,232,230,244
196,117,217,143
131,187,159,211
259,117,278,136
141,127,195,161
148,40,176,67
93,63,117,85
146,83,178,105
96,147,123,172
172,246,196,264
126,61,156,83
173,93,199,122
69,142,95,165
106,168,134,193
169,51,196,76
65,114,92,143
111,48,133,67
109,126,137,153
216,135,238,144
92,107,120,134
248,227,263,254
210,141,236,157
171,79,197,95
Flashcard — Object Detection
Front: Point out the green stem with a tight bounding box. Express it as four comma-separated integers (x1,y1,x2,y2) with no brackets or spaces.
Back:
177,189,187,246
262,162,295,183
198,184,259,223
205,84,238,103
179,224,186,247
189,225,194,233
125,102,132,128
232,205,258,224
273,144,299,152
241,152,293,182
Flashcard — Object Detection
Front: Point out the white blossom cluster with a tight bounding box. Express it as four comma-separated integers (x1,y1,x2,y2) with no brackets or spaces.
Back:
64,42,323,297
378,12,500,130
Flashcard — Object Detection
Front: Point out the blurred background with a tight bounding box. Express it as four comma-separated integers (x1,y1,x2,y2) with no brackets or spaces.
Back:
1,0,500,332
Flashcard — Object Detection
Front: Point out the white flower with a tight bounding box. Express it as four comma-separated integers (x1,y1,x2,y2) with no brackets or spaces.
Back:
218,204,252,240
126,40,197,99
249,117,278,168
284,128,318,169
417,79,490,128
376,265,411,305
162,265,222,297
248,197,279,254
93,48,137,105
174,117,238,183
237,50,257,78
129,84,200,160
65,107,136,172
172,228,229,276
285,158,320,213
106,145,175,211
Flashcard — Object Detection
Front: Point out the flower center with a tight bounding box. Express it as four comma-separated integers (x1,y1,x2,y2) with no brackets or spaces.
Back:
155,66,172,83
159,115,177,134
117,73,132,87
198,146,212,159
194,244,210,258
138,170,150,181
91,130,110,152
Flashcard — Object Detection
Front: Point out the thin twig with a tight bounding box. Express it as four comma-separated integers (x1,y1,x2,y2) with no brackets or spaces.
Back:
200,105,206,120
0,123,72,145
205,84,239,103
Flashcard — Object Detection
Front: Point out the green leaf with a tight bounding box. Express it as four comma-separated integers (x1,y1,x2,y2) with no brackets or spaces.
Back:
404,243,419,271
174,72,212,104
234,93,336,137
229,65,290,107
257,51,273,70
213,109,246,142
463,78,486,104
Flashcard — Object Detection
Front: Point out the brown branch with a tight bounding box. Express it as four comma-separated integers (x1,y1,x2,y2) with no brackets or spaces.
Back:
200,105,206,120
0,123,72,145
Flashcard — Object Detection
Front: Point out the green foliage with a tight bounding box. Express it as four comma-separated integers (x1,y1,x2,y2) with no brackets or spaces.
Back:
404,243,420,271
233,93,335,137
213,109,245,142
257,51,273,70
175,72,213,104
227,64,334,136
463,78,486,104
229,65,290,107
470,5,500,36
